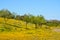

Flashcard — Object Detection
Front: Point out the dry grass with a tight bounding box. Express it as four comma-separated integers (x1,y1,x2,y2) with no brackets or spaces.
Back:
0,17,60,40
0,30,60,40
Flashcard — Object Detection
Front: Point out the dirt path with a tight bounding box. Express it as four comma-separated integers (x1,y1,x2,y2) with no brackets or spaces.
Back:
52,27,60,32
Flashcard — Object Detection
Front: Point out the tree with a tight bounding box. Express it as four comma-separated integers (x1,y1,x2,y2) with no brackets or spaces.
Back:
38,15,46,27
0,9,12,23
46,20,60,27
22,14,30,29
0,9,12,17
0,9,14,31
29,15,39,29
30,15,46,29
15,15,21,20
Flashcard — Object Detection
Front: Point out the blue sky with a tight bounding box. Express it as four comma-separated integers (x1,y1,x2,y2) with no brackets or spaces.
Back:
0,0,60,20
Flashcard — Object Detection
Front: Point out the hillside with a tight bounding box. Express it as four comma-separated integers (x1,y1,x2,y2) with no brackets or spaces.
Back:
0,17,60,40
0,17,36,32
0,9,60,40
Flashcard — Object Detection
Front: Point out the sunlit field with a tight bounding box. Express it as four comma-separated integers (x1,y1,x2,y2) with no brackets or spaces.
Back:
0,17,60,40
0,0,60,40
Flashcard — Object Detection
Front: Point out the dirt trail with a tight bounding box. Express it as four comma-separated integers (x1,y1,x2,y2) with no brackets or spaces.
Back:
52,27,60,32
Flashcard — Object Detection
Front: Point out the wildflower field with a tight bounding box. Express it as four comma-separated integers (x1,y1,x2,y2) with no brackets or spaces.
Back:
0,18,60,40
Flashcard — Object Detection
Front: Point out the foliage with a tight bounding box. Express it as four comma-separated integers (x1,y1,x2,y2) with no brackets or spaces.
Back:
0,9,60,30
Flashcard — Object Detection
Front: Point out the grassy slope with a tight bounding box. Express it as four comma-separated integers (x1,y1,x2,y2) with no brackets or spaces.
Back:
0,17,60,40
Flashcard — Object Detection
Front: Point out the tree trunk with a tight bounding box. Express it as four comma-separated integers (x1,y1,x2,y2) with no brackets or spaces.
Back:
39,23,42,28
35,24,38,29
4,17,6,27
25,22,28,29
